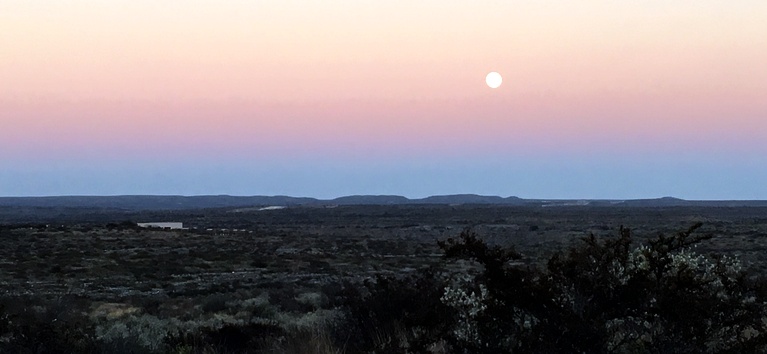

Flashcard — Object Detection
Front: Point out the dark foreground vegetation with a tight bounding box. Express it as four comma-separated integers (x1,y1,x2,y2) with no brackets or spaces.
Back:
2,205,767,353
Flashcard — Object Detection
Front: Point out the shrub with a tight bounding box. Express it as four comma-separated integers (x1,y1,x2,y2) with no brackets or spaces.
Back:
270,326,345,354
201,293,230,314
164,322,283,354
0,295,99,353
437,225,767,353
335,269,455,353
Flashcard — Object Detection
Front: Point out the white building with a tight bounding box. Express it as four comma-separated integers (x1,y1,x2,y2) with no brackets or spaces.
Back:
137,222,184,230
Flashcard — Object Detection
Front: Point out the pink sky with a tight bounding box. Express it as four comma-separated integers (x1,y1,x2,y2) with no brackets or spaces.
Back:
2,1,767,197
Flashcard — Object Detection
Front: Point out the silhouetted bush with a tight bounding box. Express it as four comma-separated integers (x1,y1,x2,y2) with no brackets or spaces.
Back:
201,293,230,313
335,270,455,353
164,322,283,354
436,225,767,353
0,295,99,354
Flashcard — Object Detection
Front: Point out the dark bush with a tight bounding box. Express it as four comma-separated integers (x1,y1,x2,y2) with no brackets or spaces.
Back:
0,295,99,354
164,322,283,354
201,293,230,313
436,225,767,353
336,269,455,353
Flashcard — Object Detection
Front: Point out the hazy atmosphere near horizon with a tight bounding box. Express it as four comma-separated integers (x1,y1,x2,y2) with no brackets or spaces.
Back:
2,1,766,199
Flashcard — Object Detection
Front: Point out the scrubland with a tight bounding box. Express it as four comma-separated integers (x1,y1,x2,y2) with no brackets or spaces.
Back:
2,205,767,353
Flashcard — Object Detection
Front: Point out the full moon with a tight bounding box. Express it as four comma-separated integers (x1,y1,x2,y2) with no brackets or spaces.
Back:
486,72,502,89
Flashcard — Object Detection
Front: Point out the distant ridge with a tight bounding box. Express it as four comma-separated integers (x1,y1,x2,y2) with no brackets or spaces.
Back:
419,194,523,205
1,195,767,210
331,195,410,205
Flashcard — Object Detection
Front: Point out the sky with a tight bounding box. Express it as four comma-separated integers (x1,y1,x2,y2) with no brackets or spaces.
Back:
2,1,766,199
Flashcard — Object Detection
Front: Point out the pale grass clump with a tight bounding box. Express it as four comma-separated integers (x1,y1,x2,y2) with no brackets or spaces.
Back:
295,292,326,310
95,314,177,352
440,273,488,345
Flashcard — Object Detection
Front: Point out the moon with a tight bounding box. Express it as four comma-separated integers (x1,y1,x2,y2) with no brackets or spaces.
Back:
486,72,502,89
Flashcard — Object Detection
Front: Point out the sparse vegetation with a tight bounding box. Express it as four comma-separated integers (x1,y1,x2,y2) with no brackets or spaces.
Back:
2,206,767,352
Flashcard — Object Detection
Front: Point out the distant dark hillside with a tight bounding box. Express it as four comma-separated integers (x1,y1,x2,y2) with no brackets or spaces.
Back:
331,195,410,205
0,194,522,210
0,195,318,211
417,194,525,205
615,197,767,207
0,195,766,211
331,194,527,205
